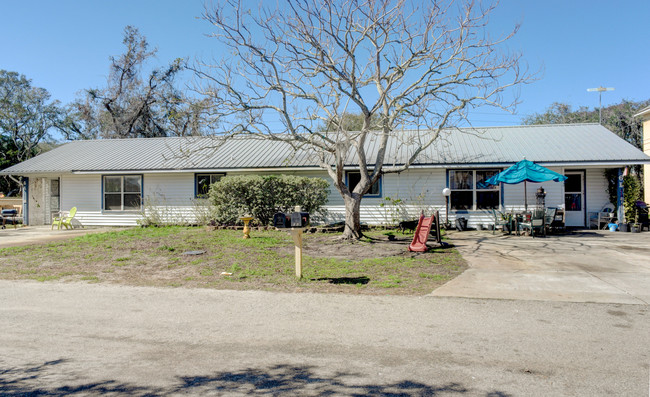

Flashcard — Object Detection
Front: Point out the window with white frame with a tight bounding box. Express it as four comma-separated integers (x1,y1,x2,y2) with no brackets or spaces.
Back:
346,171,382,197
195,173,226,198
103,175,142,211
448,169,500,210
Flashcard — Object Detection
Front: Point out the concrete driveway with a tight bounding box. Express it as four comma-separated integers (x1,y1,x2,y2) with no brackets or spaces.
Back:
0,225,117,248
432,230,650,305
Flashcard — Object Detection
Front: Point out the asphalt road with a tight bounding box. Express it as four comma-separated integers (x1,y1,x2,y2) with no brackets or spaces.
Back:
1,281,648,396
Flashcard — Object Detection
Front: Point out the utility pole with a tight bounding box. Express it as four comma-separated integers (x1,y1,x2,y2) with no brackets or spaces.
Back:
587,86,615,124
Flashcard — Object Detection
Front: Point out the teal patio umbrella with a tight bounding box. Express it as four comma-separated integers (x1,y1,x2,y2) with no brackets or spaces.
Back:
484,159,568,211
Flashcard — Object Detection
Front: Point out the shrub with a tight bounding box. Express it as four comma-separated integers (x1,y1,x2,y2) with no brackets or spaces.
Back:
623,174,641,223
605,169,642,223
209,175,329,225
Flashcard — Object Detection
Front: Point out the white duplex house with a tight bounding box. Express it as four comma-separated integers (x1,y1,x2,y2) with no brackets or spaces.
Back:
2,123,648,228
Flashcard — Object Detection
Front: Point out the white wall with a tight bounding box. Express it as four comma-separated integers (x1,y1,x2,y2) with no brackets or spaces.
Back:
46,166,614,228
585,168,611,211
323,169,448,225
60,173,200,226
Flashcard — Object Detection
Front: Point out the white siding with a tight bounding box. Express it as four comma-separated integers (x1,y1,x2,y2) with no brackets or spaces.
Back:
585,168,611,213
61,175,101,212
59,173,200,226
322,169,447,225
50,166,616,228
142,173,203,225
61,174,138,226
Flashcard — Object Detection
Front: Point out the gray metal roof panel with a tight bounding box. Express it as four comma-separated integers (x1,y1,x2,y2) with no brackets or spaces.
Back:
2,124,648,175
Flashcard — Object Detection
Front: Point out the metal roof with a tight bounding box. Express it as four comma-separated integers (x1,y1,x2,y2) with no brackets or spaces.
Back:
2,123,648,175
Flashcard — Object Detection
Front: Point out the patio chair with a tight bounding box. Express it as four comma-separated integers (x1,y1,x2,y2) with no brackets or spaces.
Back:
544,208,556,234
588,204,615,230
519,209,545,237
51,207,79,230
551,208,566,233
491,209,513,235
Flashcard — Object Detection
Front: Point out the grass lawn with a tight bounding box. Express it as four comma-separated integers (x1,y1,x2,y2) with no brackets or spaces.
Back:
0,227,467,295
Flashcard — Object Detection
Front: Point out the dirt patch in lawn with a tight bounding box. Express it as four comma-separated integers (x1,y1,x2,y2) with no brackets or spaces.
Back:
0,227,467,296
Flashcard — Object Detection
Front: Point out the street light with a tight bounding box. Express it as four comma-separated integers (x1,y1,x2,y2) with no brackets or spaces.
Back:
587,86,615,124
442,187,451,227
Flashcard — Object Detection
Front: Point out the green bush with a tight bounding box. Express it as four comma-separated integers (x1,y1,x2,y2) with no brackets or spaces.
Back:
604,169,642,222
623,174,641,223
209,175,330,225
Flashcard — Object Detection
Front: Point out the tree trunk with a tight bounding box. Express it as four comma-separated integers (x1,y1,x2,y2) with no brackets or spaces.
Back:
341,194,363,240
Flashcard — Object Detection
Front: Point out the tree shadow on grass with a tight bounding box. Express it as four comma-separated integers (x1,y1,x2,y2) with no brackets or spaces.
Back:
312,276,370,285
1,360,514,396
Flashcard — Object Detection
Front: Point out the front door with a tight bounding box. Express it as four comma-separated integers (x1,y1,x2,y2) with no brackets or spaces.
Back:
564,171,585,227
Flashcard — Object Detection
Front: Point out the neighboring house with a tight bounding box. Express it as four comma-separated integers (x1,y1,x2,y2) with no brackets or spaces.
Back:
2,123,649,228
634,105,650,203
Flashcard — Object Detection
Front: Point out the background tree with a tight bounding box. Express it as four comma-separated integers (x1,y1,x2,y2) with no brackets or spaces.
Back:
321,113,382,133
65,26,214,139
526,99,650,210
524,99,650,149
0,70,64,193
194,0,533,239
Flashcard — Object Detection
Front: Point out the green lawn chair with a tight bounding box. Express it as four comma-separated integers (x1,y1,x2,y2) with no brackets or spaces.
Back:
519,209,545,237
52,207,78,230
492,209,512,235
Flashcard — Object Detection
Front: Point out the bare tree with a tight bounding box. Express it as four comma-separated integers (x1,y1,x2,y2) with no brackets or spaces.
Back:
65,26,215,139
194,0,533,239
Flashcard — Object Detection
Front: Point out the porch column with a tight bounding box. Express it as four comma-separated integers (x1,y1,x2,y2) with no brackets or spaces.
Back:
617,168,624,224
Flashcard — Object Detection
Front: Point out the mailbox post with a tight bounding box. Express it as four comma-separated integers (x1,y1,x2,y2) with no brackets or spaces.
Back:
291,227,303,278
273,206,310,278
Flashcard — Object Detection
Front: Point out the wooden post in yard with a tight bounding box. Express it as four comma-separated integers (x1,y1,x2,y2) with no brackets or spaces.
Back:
292,228,303,278
292,205,303,278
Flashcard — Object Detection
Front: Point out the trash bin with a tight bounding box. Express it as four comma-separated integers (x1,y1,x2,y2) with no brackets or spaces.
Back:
455,217,467,231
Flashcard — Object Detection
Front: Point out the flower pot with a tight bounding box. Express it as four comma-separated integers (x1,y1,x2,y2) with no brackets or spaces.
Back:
618,223,628,232
631,225,641,233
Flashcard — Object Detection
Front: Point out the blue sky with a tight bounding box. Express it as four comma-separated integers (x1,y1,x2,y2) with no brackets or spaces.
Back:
1,0,648,128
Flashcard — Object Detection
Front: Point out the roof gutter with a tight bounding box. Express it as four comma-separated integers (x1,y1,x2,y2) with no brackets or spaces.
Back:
70,166,327,175
3,159,648,176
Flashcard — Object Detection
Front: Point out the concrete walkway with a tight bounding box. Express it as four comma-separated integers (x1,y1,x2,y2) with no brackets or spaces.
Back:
0,225,118,248
432,230,650,305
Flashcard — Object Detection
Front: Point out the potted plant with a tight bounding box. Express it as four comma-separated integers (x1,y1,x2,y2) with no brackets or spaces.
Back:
631,214,641,233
